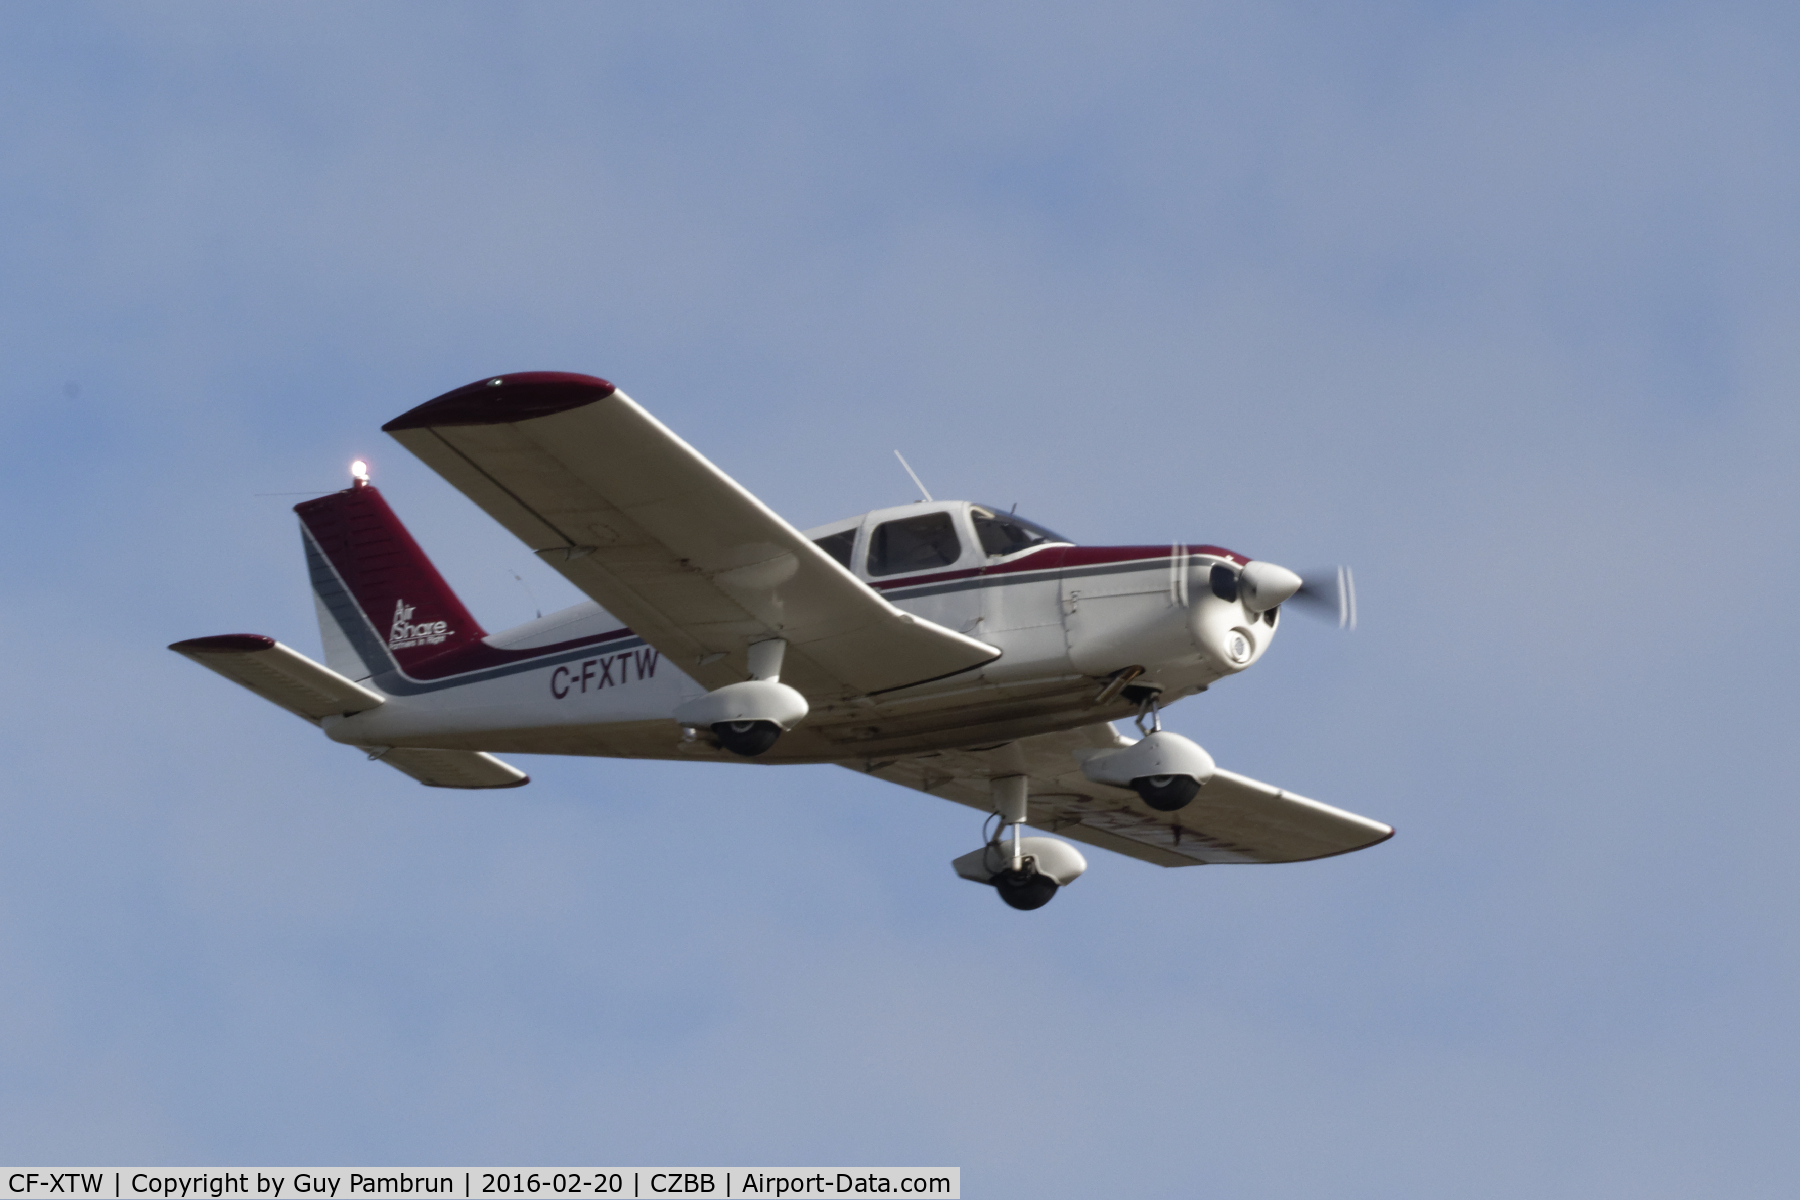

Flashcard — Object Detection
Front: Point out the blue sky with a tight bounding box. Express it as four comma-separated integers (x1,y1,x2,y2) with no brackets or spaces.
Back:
3,3,1799,1195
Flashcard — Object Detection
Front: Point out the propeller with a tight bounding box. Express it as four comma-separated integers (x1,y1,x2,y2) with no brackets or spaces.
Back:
1287,565,1358,630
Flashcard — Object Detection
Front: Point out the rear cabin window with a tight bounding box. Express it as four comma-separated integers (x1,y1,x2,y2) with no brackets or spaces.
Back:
867,512,962,577
971,506,1070,557
812,528,856,568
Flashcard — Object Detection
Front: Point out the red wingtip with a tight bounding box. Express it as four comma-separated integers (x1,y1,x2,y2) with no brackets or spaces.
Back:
382,372,616,431
170,634,277,653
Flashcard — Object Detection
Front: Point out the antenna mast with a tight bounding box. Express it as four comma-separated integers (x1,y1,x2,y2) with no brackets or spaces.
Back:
893,450,934,502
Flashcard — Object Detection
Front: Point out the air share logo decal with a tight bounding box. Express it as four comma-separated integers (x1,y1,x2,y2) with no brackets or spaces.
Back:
388,600,452,650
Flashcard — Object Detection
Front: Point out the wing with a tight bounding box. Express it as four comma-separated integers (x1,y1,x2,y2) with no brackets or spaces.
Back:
855,723,1393,867
383,373,999,698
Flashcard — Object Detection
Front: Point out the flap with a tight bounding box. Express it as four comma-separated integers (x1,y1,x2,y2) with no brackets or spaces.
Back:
382,372,999,699
854,723,1393,867
170,634,385,723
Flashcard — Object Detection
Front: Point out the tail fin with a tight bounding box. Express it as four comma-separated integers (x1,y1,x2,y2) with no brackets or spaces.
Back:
296,481,487,680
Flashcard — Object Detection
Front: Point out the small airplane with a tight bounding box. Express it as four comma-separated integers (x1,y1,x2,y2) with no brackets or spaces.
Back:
172,372,1391,909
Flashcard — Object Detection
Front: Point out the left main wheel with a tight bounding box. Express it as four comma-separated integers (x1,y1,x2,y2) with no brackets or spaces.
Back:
713,719,783,757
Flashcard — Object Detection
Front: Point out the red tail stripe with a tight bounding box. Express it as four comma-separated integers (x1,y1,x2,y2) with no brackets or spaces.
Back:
295,484,486,670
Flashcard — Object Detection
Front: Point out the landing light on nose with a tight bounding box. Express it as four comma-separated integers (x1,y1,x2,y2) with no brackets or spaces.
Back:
1238,561,1303,612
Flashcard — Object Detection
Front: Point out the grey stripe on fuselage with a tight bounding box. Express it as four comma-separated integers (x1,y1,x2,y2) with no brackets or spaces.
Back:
300,528,645,697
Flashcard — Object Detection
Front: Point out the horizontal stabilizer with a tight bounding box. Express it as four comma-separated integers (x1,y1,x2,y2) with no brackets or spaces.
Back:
169,634,385,723
372,747,530,789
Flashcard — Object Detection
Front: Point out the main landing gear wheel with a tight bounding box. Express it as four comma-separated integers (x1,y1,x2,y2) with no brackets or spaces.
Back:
993,867,1059,911
712,719,782,757
1132,773,1201,812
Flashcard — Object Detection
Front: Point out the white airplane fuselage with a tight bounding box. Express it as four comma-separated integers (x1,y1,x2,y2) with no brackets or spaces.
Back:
317,498,1276,765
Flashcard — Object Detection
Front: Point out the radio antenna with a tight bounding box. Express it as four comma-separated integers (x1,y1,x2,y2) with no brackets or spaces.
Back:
510,569,542,619
893,450,934,502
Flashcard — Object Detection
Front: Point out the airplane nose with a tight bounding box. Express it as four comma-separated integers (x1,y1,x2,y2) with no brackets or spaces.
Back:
1238,561,1304,612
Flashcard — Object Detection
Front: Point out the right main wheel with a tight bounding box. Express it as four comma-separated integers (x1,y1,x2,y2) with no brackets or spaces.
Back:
1132,773,1200,812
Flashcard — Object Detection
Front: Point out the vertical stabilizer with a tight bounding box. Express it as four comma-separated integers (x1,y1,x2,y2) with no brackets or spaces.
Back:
296,481,487,680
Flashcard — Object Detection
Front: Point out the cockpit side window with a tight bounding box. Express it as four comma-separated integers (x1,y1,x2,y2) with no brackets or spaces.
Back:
867,512,962,577
812,528,856,569
971,506,1071,557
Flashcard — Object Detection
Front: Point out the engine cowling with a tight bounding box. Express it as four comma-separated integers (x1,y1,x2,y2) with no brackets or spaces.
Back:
1188,579,1268,674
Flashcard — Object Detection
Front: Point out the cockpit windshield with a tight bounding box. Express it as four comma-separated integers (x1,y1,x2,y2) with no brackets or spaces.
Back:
971,505,1072,557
